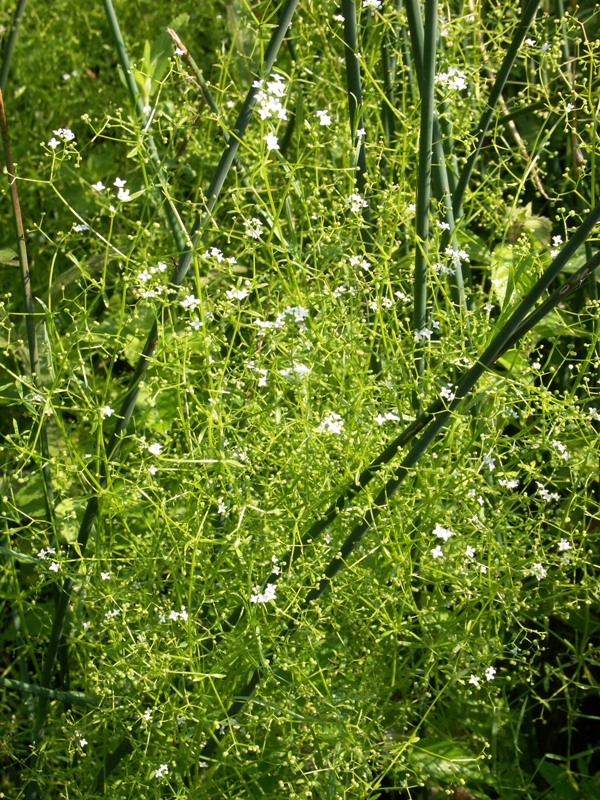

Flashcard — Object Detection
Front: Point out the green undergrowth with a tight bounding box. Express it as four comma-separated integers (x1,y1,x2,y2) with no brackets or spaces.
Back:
1,1,599,798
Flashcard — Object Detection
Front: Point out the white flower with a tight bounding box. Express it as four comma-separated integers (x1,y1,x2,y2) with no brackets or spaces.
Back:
465,546,476,558
100,405,114,418
485,666,496,681
363,0,382,8
531,562,547,581
154,764,169,778
431,545,444,559
148,465,158,476
315,109,332,126
588,407,600,422
346,193,368,213
498,478,519,489
356,127,366,138
253,73,288,120
435,67,467,91
536,481,560,503
92,181,105,191
147,443,163,456
244,217,263,239
271,555,280,575
483,453,496,471
558,539,571,552
316,412,344,434
114,177,126,188
37,547,56,560
374,411,400,426
180,294,201,309
414,327,434,343
54,127,75,141
263,132,280,151
72,223,89,232
49,562,61,572
250,583,277,604
101,572,111,581
78,737,88,748
551,439,570,461
440,385,455,401
217,497,227,515
117,188,131,202
469,674,480,686
48,137,60,149
226,287,249,301
432,524,453,541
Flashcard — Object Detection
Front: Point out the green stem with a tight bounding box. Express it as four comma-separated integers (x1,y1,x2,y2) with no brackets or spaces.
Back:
0,0,28,92
412,0,438,376
342,0,373,250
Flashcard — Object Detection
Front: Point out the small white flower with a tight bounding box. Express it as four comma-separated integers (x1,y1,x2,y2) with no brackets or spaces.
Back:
485,666,496,681
552,439,569,461
100,405,114,418
263,132,280,151
175,46,185,55
346,193,368,213
73,223,90,232
316,412,344,435
226,287,249,301
588,407,600,422
432,524,453,541
92,181,105,191
180,294,201,309
465,546,476,559
315,109,332,126
498,478,519,489
536,481,560,503
53,127,75,141
244,217,264,239
363,0,382,8
78,737,88,748
483,453,496,472
114,177,126,188
217,497,227,515
356,127,366,138
148,465,158,476
435,67,467,91
531,562,547,581
117,188,131,202
250,583,277,604
154,764,169,778
431,545,444,559
48,137,60,149
440,385,455,401
147,443,163,456
558,539,571,552
469,674,480,686
101,572,111,581
49,562,61,572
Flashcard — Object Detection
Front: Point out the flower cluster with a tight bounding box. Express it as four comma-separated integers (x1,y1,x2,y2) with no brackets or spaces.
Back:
435,67,468,91
48,127,76,149
255,305,310,334
347,193,368,213
316,412,344,434
253,72,288,152
250,583,277,604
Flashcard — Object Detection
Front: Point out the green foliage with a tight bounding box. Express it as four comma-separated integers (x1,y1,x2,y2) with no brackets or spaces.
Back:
1,1,599,798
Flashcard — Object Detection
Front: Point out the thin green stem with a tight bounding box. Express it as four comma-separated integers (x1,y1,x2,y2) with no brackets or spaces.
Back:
0,0,28,92
412,0,438,376
342,0,373,251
